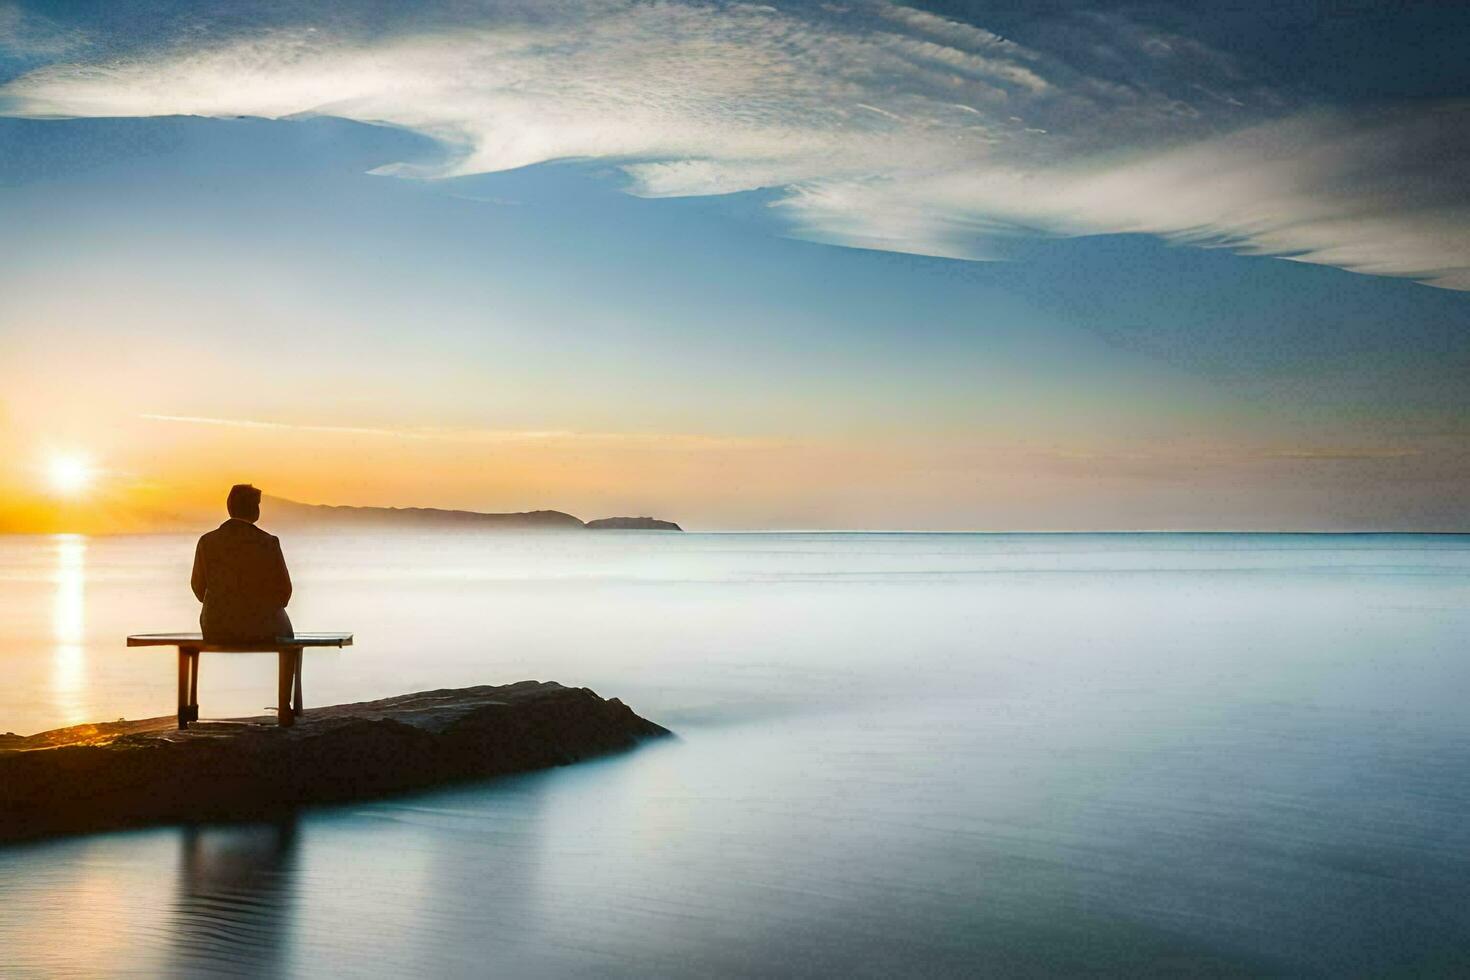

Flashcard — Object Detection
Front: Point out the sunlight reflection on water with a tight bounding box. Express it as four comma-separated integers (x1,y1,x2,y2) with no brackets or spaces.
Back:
49,534,89,726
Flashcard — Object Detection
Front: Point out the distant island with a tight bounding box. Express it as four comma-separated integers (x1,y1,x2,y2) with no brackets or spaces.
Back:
584,517,683,531
265,496,682,531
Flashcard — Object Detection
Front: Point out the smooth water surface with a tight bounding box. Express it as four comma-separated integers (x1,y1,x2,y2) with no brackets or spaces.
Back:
2,531,1469,976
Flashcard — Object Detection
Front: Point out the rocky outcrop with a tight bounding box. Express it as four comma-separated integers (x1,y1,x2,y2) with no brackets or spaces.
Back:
586,517,683,531
0,682,669,844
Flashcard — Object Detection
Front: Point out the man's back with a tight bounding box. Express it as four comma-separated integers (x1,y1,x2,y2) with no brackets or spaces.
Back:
192,518,293,641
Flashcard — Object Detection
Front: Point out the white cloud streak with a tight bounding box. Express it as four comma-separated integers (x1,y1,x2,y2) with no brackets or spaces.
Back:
0,3,86,59
2,0,1465,287
139,413,780,451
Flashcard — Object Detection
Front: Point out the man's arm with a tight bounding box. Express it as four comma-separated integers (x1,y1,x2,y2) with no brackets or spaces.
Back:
272,537,293,607
190,538,207,603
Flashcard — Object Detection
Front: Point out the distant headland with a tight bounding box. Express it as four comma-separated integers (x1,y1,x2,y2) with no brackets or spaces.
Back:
265,496,682,531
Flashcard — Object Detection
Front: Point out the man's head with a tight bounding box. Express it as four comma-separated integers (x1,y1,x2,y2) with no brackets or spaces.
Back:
226,484,262,523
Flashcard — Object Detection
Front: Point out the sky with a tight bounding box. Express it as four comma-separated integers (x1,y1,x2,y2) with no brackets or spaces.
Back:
0,0,1467,531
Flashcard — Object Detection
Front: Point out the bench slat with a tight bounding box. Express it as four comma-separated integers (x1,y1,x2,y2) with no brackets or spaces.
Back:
127,632,352,652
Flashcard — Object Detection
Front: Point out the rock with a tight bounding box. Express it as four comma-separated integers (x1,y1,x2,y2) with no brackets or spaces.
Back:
0,682,669,843
586,517,683,531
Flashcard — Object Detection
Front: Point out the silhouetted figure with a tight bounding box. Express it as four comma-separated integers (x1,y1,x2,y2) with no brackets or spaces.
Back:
191,484,294,642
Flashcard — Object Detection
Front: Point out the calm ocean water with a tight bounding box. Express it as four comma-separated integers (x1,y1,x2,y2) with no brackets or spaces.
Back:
2,531,1469,977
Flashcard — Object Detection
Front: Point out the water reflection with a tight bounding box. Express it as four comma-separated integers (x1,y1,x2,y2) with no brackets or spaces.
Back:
50,534,88,724
1,533,1469,975
170,820,299,978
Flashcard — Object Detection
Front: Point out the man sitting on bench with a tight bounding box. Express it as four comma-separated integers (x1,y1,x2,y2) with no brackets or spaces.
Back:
191,484,294,643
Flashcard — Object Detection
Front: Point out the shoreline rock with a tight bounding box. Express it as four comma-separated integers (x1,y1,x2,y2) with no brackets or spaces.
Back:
0,682,669,844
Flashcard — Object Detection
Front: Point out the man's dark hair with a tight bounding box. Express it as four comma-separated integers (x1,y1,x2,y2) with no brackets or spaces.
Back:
226,484,262,521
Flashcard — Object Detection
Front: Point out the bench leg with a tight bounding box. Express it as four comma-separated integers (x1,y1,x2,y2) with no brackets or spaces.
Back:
292,648,304,716
187,649,200,723
177,648,190,730
277,649,297,727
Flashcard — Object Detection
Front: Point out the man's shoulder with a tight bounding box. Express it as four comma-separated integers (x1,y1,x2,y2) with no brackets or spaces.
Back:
200,521,276,545
242,522,281,546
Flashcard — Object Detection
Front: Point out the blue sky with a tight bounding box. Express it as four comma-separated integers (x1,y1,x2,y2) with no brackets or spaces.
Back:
0,1,1466,529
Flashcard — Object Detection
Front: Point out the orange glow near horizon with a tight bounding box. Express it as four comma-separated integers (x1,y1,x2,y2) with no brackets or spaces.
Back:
0,405,1463,534
0,415,1044,532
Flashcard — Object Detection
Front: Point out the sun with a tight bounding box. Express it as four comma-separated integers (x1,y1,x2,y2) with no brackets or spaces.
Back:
46,453,96,497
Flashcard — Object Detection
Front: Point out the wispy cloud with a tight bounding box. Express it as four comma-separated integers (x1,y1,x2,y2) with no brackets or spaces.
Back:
0,3,85,60
780,106,1470,287
2,1,1465,286
139,413,780,451
1258,448,1424,462
140,413,559,440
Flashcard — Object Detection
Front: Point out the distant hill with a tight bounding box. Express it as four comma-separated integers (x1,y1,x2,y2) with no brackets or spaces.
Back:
585,517,683,531
264,497,681,531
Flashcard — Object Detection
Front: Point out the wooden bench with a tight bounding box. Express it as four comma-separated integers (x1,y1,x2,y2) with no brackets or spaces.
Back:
126,633,353,730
